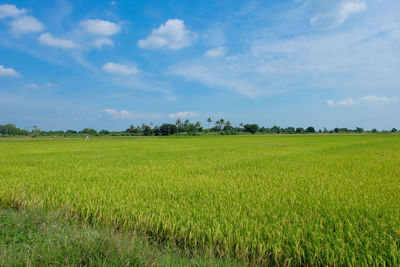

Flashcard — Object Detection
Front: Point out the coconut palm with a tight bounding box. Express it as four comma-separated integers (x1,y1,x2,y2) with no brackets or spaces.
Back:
207,117,212,129
219,118,225,128
175,119,182,127
184,119,190,129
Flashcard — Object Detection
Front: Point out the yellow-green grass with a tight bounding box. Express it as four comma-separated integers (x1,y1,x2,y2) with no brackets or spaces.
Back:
0,135,399,265
0,206,241,266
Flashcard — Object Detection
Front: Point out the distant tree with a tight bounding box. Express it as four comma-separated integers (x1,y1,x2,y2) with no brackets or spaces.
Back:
244,124,259,134
175,119,182,131
66,129,77,134
141,124,153,136
270,125,281,134
80,128,97,135
32,125,41,132
99,129,110,135
219,118,225,128
223,126,233,132
371,128,378,133
296,127,305,134
214,120,222,132
207,118,212,129
334,128,340,133
391,128,397,133
0,123,21,135
126,125,142,135
263,127,271,134
286,127,295,134
194,121,202,132
306,126,315,133
52,130,65,136
185,124,198,134
29,125,40,137
355,127,364,133
223,121,233,132
183,120,190,129
153,126,161,136
159,124,178,136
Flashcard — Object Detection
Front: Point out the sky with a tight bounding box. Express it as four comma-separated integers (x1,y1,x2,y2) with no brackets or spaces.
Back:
0,0,399,131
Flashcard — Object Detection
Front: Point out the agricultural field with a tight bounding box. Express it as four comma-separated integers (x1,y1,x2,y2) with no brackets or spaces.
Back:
0,135,399,265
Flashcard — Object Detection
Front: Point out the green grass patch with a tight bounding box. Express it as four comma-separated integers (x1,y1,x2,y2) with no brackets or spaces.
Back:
0,207,240,266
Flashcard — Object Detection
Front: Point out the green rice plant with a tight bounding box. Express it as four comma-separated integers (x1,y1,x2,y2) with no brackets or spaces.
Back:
0,135,399,265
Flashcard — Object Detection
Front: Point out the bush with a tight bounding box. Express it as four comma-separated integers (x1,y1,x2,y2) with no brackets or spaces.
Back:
159,124,178,136
244,124,259,134
80,128,97,135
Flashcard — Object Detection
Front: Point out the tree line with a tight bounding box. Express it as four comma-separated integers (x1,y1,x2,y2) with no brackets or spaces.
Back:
0,118,398,137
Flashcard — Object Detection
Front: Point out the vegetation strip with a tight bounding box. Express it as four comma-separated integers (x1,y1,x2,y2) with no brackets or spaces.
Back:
1,120,398,137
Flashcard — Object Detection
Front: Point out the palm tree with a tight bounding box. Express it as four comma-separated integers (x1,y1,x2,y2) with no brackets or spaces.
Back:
240,122,244,128
184,119,190,129
219,118,225,128
207,117,212,129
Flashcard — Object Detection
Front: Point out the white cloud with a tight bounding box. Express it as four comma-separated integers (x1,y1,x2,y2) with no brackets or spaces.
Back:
336,98,355,106
26,82,52,89
38,33,76,48
168,111,198,118
9,16,44,34
0,4,26,18
92,38,114,48
310,0,366,28
225,55,239,61
104,109,131,119
169,1,400,99
165,95,178,102
102,62,139,75
138,19,196,50
80,19,120,36
327,98,355,106
205,46,226,58
362,95,397,102
326,100,335,106
0,65,19,77
327,96,398,106
104,109,160,119
169,63,262,98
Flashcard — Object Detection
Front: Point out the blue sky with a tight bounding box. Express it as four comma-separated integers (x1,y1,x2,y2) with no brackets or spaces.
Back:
0,0,399,130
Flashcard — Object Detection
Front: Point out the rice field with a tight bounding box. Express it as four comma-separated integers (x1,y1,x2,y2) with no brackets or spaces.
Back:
0,135,399,265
